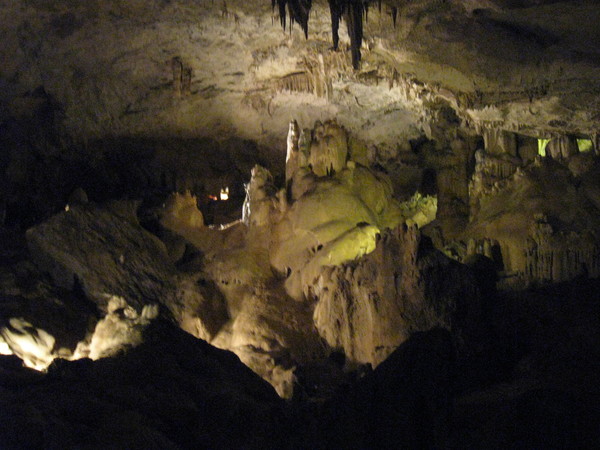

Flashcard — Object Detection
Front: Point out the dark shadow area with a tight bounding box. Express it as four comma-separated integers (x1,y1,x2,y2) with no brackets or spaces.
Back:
0,90,262,228
450,277,600,448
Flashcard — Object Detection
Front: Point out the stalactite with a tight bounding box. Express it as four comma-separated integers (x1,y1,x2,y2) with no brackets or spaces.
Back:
329,0,344,50
391,6,397,27
272,0,368,69
272,0,312,39
171,57,193,98
346,0,364,69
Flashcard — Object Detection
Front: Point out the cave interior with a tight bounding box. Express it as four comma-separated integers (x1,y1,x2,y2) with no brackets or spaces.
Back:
1,0,600,448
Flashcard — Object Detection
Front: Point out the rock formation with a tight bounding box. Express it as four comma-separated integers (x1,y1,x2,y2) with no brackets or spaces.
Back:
155,119,472,395
443,154,600,287
26,200,228,342
312,225,480,366
0,319,286,449
1,0,600,446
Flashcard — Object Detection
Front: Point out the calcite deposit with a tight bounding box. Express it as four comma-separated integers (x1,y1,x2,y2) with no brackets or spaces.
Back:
2,0,600,446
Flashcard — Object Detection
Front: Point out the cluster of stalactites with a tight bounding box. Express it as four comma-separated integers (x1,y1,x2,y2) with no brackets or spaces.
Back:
272,0,312,38
272,0,395,70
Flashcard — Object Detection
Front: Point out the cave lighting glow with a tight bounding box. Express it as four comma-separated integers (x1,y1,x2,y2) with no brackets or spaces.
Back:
538,139,549,156
538,138,593,156
220,187,230,201
577,139,593,152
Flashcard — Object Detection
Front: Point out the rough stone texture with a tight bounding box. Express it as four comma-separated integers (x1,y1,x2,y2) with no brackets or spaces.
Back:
453,156,600,286
155,122,446,396
546,135,579,160
482,128,515,157
4,0,600,164
161,171,325,398
0,319,287,450
312,225,481,366
26,202,227,341
0,324,460,449
0,227,97,368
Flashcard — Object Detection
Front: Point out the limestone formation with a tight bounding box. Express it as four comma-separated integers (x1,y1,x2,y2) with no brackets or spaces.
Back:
171,56,183,97
452,157,600,286
285,119,300,184
80,296,159,360
1,0,600,446
308,120,349,177
312,225,480,366
150,121,451,396
546,135,579,160
26,201,227,342
242,165,278,228
483,128,517,157
0,318,57,371
0,319,286,449
469,148,522,214
525,217,600,283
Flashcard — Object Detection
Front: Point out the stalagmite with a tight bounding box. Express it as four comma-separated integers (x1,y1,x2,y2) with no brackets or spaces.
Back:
308,120,349,176
286,120,300,185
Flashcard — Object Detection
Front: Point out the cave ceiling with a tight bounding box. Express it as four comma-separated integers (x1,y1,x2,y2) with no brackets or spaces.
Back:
1,0,600,162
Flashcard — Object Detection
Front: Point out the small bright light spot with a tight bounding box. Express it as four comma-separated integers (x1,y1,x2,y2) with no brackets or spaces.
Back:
208,195,218,201
577,139,593,153
220,187,229,201
538,139,549,156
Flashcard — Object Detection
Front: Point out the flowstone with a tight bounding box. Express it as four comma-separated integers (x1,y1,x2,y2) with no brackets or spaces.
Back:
157,119,469,395
15,120,469,399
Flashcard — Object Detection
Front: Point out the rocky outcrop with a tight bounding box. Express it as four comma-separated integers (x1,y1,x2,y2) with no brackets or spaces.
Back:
162,172,325,398
273,121,407,300
0,319,286,449
312,225,480,366
0,322,458,449
26,201,227,342
456,157,600,287
524,215,600,283
153,121,450,396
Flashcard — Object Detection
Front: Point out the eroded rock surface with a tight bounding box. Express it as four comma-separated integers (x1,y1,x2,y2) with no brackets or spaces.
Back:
26,201,227,341
312,225,481,366
450,155,600,286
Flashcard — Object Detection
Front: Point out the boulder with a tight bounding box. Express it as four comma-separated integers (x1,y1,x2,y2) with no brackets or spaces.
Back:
26,202,227,341
0,319,286,449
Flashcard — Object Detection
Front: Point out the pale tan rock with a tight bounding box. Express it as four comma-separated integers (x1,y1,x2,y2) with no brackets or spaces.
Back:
312,225,480,366
26,202,227,340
